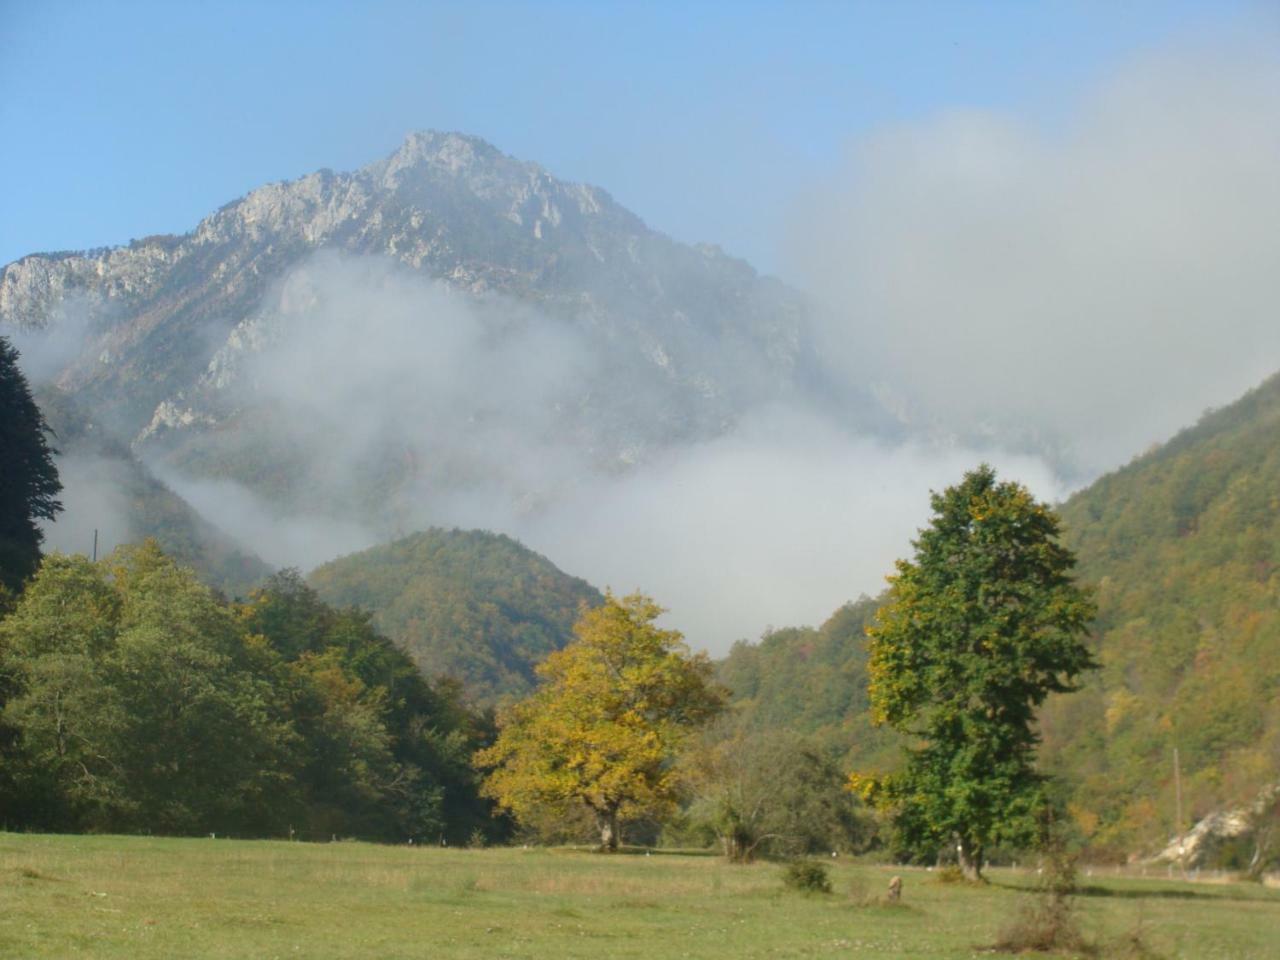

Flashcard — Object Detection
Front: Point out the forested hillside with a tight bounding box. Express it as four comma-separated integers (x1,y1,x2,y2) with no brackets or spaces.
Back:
717,371,1280,858
716,598,902,774
1041,371,1280,855
309,529,602,705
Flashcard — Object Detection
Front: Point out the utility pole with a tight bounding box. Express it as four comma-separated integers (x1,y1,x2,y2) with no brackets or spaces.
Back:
1174,746,1186,878
92,528,98,563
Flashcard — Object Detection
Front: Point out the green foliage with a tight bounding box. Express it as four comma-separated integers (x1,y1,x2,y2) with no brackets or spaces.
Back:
476,592,726,850
0,544,495,842
683,723,870,862
1043,371,1280,854
719,599,897,756
716,372,1280,864
860,465,1096,879
240,569,497,843
781,859,832,894
0,338,62,593
0,544,289,833
309,529,603,705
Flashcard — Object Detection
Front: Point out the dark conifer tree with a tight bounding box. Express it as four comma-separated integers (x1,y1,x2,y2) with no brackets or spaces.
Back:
0,337,63,594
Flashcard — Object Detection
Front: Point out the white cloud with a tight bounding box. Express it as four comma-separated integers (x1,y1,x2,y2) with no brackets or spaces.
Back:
791,37,1280,475
96,35,1280,654
516,406,1063,649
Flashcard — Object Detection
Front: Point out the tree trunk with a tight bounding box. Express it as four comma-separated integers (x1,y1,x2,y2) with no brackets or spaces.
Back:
721,829,754,863
956,836,984,882
596,806,620,852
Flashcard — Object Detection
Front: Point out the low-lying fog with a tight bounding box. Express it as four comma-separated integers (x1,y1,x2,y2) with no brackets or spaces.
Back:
28,35,1280,654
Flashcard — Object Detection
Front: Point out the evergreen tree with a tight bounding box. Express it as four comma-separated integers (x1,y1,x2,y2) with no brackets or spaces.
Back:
855,465,1096,880
0,337,62,594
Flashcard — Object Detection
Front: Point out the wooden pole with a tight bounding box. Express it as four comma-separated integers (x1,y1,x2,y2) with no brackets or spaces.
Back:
1174,746,1186,878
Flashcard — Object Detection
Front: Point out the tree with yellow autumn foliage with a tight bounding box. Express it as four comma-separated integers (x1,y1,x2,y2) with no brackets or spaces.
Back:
475,592,725,850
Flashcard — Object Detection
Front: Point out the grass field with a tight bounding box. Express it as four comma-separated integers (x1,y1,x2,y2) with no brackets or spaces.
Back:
1,834,1277,959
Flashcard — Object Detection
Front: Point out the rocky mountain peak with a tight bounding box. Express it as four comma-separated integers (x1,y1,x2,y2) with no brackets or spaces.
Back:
0,131,813,471
382,130,503,178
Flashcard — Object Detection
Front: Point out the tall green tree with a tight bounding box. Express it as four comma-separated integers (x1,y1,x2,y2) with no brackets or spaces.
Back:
0,337,62,595
476,592,725,850
855,465,1096,880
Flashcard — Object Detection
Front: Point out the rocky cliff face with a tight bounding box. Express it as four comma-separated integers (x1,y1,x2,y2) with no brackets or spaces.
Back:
1,132,809,451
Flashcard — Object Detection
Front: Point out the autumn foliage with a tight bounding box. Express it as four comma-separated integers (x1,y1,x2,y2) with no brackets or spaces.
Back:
476,592,725,849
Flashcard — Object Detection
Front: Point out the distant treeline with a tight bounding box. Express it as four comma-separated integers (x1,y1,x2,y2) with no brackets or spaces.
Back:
0,542,503,843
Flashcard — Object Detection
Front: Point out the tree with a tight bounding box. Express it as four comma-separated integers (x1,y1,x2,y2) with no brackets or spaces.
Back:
475,592,725,850
0,542,498,840
854,465,1096,881
683,724,868,862
0,337,62,594
0,543,295,834
239,570,493,843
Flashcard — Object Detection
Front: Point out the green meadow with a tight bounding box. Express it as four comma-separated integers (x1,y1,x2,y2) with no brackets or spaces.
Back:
1,834,1276,959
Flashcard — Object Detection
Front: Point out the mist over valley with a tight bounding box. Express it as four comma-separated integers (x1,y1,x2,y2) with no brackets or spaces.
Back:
3,9,1280,951
0,33,1274,659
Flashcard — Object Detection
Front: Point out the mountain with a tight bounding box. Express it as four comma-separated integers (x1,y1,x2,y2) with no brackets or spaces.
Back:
34,385,271,596
0,133,824,531
308,528,602,705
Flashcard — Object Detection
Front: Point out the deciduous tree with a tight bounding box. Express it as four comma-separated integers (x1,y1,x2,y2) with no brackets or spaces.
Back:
684,724,867,862
476,592,725,850
855,465,1096,880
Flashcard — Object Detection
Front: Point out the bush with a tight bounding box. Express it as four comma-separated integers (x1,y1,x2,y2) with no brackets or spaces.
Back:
992,894,1094,955
781,860,832,894
991,842,1094,955
934,865,966,884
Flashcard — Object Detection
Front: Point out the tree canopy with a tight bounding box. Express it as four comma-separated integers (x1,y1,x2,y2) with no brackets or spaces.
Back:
476,592,725,850
682,722,869,862
0,337,62,595
855,465,1096,879
0,545,497,842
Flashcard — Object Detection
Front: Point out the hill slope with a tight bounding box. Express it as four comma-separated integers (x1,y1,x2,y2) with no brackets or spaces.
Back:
35,386,271,596
1041,371,1280,854
308,528,602,705
716,597,902,771
717,371,1280,856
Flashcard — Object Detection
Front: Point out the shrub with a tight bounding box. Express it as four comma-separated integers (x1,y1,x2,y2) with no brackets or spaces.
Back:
991,841,1093,955
781,860,832,894
934,865,966,884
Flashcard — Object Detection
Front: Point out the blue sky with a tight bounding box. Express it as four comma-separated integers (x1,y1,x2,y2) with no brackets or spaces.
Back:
0,0,1266,275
